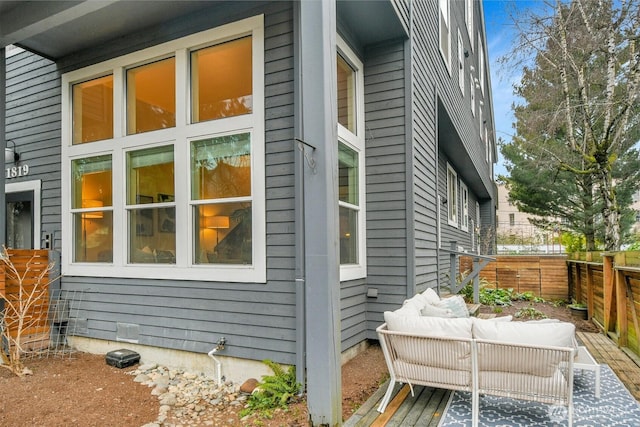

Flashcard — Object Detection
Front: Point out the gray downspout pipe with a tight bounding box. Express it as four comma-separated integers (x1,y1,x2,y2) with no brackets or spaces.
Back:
292,0,306,392
1,47,6,247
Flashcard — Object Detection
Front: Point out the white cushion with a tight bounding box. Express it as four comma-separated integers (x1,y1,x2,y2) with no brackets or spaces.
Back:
394,303,421,317
420,304,455,318
472,315,513,323
402,295,426,312
435,295,470,318
384,310,473,338
473,320,575,348
421,287,441,305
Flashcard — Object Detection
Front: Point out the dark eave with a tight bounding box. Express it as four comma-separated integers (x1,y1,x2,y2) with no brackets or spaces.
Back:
0,1,219,60
1,1,408,61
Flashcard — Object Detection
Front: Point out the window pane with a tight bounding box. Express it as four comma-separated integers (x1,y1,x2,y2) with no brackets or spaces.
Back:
127,146,175,264
191,36,252,122
338,143,358,205
72,75,113,144
337,54,356,133
72,155,113,262
127,145,174,205
72,155,113,209
339,206,358,264
127,58,176,134
194,203,252,265
129,208,176,264
74,211,113,263
191,133,251,200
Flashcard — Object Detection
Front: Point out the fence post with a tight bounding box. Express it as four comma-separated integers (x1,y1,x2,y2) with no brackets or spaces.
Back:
586,252,594,319
603,254,615,335
615,252,628,347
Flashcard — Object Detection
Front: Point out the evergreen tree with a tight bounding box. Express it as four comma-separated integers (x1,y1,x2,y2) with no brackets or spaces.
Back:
499,0,640,250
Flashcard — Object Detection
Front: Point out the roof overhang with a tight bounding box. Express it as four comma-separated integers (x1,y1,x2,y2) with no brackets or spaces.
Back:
1,1,408,61
0,1,221,60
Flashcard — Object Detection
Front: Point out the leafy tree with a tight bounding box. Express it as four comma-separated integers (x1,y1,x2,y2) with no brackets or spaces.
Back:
499,0,640,251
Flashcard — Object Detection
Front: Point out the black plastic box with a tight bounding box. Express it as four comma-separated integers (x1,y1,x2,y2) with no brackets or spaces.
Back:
105,348,140,369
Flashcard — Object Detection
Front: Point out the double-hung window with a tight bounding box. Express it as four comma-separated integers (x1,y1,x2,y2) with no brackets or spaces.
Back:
447,164,458,227
337,37,366,281
62,16,265,282
438,0,451,72
461,182,469,232
457,30,465,94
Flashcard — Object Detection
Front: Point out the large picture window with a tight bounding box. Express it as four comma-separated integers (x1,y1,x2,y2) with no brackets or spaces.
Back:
62,16,265,282
337,37,366,281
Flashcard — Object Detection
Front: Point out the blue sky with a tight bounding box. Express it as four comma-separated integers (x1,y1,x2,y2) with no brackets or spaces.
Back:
483,0,539,177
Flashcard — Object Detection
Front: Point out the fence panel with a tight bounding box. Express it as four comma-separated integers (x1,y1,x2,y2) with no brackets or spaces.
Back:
462,255,568,300
567,251,640,360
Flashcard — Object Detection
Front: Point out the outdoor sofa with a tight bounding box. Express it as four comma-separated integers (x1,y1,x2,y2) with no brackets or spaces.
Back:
377,289,576,427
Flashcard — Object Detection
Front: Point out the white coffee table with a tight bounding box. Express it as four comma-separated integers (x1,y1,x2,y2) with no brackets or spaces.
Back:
574,346,601,398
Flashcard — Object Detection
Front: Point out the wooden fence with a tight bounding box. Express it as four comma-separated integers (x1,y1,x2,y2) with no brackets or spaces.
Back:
0,249,52,352
460,255,569,300
567,251,640,359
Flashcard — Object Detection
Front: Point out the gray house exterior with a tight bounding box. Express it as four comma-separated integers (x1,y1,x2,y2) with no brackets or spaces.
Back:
1,1,496,424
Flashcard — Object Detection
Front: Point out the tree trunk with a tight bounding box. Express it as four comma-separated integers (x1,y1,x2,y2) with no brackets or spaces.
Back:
599,167,621,251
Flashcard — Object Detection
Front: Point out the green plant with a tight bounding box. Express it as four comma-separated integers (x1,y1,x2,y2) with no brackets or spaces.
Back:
239,360,301,419
551,299,567,308
492,306,503,314
514,306,548,320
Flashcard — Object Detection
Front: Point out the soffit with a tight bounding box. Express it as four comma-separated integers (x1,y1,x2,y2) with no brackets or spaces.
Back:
0,1,216,59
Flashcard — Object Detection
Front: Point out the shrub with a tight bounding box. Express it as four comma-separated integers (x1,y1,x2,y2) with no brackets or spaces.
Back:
240,360,301,419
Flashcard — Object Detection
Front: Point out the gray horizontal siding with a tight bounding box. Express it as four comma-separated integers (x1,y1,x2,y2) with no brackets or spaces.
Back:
48,2,300,365
363,39,408,334
5,49,61,250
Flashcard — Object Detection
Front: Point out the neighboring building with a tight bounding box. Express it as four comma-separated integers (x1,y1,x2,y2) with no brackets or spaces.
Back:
1,1,496,422
632,189,640,235
496,183,562,253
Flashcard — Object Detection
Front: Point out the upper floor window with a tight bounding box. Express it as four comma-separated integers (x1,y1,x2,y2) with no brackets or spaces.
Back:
478,32,485,95
447,164,458,227
62,15,265,282
470,71,476,116
337,37,366,281
438,0,451,72
457,30,465,94
461,182,469,231
466,0,474,41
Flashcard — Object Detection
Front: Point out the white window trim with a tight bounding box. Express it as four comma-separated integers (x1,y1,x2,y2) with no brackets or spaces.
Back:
478,32,485,96
438,0,451,73
470,71,476,116
447,163,458,227
6,180,42,249
337,36,366,281
457,29,465,95
61,15,266,283
466,0,474,43
461,181,469,232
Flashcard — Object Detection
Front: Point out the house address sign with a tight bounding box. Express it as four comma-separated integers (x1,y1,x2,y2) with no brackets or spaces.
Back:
5,164,29,179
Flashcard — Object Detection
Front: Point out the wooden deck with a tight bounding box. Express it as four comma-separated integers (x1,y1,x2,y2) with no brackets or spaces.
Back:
344,332,640,427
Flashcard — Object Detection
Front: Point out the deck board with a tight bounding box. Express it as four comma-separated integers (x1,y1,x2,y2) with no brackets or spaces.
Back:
345,332,640,426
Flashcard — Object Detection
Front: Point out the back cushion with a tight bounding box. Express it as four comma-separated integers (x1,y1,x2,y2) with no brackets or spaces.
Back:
384,311,473,338
383,311,473,370
472,320,575,348
473,320,575,377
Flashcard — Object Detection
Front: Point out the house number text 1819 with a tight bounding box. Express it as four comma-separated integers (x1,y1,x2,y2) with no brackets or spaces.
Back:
6,164,29,179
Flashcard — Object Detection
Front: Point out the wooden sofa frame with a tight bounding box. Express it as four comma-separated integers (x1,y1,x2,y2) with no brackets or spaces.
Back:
377,323,575,427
